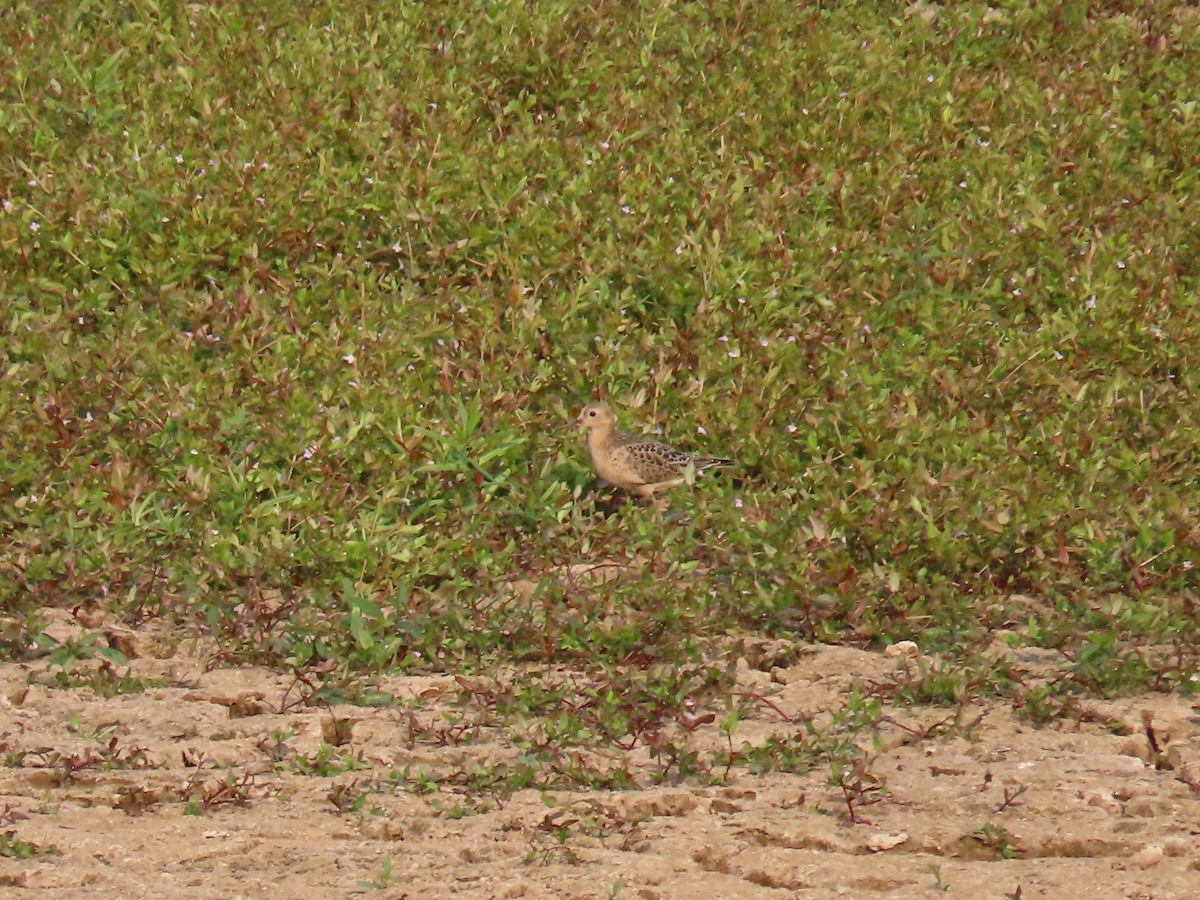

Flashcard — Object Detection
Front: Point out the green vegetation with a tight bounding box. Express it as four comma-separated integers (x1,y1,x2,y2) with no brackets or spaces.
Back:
0,829,58,860
2,0,1198,791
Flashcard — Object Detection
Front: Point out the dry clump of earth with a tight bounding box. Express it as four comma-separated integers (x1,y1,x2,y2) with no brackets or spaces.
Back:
3,610,1200,898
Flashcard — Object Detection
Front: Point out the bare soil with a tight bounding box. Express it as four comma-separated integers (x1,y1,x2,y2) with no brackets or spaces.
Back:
3,611,1200,899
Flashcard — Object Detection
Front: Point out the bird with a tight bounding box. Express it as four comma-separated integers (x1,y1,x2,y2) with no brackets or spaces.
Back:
576,401,732,498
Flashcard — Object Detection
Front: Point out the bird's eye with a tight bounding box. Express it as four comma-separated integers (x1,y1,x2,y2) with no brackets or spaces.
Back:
588,410,597,417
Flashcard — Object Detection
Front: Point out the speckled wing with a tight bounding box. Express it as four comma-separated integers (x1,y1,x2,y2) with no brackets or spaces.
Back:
611,431,730,485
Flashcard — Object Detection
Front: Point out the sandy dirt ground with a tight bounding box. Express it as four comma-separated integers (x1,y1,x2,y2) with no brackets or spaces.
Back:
3,610,1200,899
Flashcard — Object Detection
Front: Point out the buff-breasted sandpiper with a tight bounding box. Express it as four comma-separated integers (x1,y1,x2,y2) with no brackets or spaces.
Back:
577,401,732,498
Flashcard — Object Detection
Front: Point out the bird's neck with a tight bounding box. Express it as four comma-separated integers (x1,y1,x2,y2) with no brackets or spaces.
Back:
588,424,614,453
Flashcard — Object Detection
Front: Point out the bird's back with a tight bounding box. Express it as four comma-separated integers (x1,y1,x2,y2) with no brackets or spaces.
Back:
611,430,729,483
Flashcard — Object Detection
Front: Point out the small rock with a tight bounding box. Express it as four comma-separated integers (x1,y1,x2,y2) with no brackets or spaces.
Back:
1163,837,1191,857
1125,796,1159,818
867,831,908,852
1085,789,1121,814
360,818,403,841
1118,738,1157,765
625,792,698,818
884,641,919,659
25,770,57,790
105,625,179,660
1,680,29,707
227,692,267,718
322,715,355,746
1083,752,1148,776
770,666,798,685
1131,844,1164,869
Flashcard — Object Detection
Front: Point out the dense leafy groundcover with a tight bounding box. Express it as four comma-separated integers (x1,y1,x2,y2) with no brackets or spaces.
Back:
2,1,1198,708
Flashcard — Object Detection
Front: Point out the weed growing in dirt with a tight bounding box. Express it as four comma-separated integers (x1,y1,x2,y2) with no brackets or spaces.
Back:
0,830,58,860
928,865,948,892
182,769,273,815
293,744,369,778
359,854,403,891
974,822,1022,860
48,663,164,697
18,735,154,787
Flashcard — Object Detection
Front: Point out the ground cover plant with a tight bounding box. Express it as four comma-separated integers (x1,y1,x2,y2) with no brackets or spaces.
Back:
2,1,1200,893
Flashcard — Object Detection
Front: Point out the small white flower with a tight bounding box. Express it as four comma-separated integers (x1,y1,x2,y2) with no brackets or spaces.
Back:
697,425,707,435
734,498,744,508
787,424,798,434
1116,260,1126,269
175,154,184,163
343,354,355,364
29,221,40,232
1085,295,1097,309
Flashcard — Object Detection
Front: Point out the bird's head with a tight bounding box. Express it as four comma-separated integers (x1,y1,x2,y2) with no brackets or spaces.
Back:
576,401,615,430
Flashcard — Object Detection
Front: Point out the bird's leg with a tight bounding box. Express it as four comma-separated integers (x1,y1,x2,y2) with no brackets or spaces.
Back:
645,494,672,576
